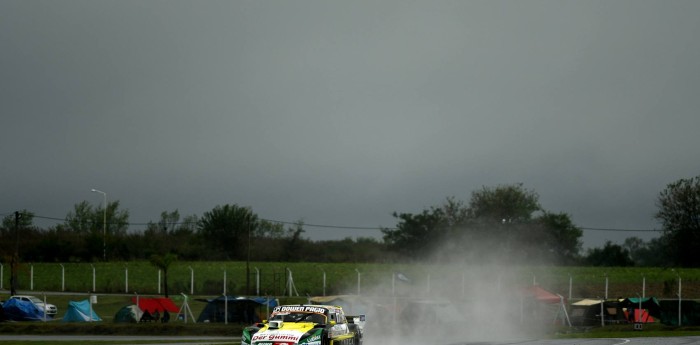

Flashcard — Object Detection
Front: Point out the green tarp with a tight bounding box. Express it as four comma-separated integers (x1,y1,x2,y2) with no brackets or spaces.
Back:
659,300,700,326
114,305,143,323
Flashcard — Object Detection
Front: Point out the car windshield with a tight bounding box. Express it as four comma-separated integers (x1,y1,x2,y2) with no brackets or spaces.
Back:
28,297,43,303
270,312,326,324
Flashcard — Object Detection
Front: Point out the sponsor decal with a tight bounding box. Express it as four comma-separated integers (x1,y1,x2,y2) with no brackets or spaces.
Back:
299,330,322,344
273,306,329,314
252,330,303,343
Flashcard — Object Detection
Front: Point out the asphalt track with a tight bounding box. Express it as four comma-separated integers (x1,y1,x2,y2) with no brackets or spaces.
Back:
0,335,237,344
3,336,700,344
453,338,700,345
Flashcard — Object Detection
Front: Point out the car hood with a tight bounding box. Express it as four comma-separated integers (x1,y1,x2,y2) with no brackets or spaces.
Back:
251,323,322,344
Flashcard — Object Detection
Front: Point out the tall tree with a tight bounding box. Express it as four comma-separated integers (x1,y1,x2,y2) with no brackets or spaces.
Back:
1,209,34,233
3,211,33,295
622,236,671,267
655,176,700,266
257,219,285,239
144,210,198,256
468,183,541,222
63,200,129,260
146,210,181,235
198,204,258,260
384,184,583,264
382,208,446,260
584,241,634,267
536,212,583,265
283,221,307,262
149,253,177,297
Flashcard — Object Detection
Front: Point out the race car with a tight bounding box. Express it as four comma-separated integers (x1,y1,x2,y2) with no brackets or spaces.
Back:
242,304,364,345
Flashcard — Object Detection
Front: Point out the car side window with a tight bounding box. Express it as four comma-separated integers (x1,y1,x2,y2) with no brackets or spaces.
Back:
336,311,345,324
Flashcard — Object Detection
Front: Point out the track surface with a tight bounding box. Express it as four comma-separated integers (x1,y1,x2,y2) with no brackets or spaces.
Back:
0,335,237,344
453,338,700,345
3,335,700,344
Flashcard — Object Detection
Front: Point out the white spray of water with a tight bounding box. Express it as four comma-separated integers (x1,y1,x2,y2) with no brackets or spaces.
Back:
333,246,565,344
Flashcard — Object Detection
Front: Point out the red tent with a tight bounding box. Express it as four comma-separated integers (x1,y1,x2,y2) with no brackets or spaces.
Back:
131,297,179,314
523,285,563,304
624,309,655,323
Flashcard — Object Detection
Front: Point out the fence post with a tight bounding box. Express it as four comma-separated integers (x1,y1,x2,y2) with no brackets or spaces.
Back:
189,266,194,295
254,267,260,296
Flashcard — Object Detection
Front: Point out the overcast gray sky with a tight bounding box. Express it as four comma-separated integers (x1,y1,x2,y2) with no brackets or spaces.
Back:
2,0,699,249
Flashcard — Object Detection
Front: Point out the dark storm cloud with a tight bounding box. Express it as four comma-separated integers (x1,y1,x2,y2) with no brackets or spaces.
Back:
2,0,699,248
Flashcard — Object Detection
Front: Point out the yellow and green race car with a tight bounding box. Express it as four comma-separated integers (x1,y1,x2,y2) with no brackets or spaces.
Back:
242,304,364,345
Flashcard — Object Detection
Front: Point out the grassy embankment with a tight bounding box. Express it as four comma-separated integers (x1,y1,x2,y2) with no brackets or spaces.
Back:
1,261,700,340
6,262,700,298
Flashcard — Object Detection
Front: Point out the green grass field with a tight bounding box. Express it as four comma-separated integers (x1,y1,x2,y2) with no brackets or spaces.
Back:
4,262,699,299
2,261,700,342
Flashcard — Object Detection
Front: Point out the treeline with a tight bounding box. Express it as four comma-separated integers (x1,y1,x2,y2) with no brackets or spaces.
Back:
0,211,390,263
2,176,699,267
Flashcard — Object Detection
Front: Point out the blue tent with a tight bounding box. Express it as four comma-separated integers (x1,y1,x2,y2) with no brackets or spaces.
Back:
2,298,47,321
196,296,278,323
63,300,101,322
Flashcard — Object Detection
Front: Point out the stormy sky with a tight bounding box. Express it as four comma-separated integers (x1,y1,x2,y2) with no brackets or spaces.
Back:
2,0,699,249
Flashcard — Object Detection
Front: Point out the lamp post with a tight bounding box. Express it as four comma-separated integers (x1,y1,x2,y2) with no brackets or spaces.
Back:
91,188,107,261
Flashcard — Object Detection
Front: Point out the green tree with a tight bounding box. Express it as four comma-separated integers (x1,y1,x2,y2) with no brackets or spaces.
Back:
62,200,129,260
463,184,581,264
383,184,583,264
257,219,285,238
143,210,199,257
536,212,583,265
584,241,634,267
198,204,258,260
283,221,307,262
146,210,181,235
1,210,34,233
1,210,34,296
467,183,541,222
149,253,177,297
382,208,446,260
622,236,671,267
655,176,700,267
0,210,35,258
63,201,94,234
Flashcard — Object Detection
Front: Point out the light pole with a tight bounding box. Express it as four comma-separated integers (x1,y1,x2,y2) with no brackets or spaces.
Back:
91,188,107,261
